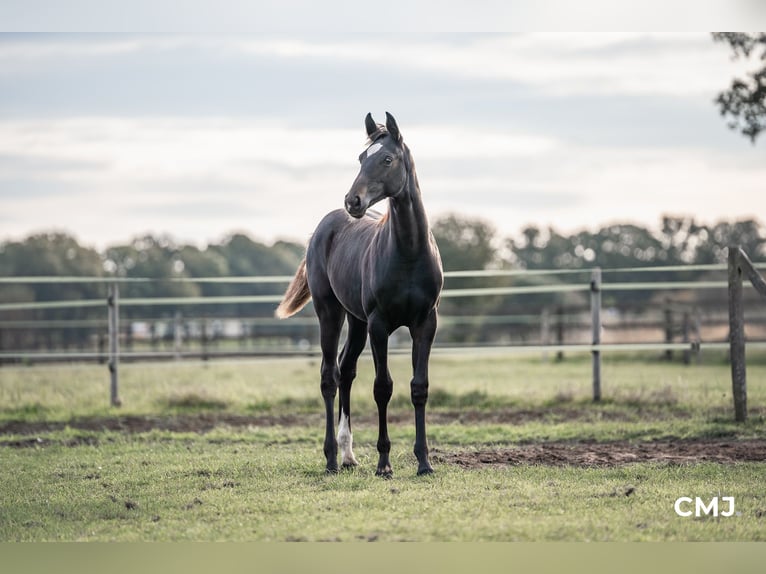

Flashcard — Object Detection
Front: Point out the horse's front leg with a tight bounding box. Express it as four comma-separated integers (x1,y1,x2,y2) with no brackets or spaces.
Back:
410,310,437,475
368,315,393,478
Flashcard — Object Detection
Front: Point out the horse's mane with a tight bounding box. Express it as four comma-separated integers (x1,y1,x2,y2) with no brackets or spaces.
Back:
365,208,389,226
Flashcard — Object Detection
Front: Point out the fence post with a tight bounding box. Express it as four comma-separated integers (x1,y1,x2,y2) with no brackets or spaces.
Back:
663,298,674,361
201,318,209,361
692,306,702,365
174,310,183,360
540,307,550,362
591,267,602,402
728,247,747,422
682,310,691,365
107,283,122,407
728,245,766,421
555,305,565,362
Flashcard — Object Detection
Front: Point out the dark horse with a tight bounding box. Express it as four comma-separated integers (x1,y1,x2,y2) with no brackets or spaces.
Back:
276,112,443,477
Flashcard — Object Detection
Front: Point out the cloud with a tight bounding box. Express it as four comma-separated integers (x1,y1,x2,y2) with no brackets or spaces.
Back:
1,112,765,248
0,33,764,249
1,33,756,101
0,117,559,184
236,33,758,98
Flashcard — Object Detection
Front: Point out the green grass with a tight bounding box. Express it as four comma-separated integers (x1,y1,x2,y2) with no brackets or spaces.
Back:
2,351,764,421
1,352,765,541
2,430,765,542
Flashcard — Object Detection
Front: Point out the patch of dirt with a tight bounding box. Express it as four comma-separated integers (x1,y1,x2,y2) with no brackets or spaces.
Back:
0,413,309,436
2,410,766,467
432,439,766,468
2,399,726,439
0,406,683,438
0,435,101,448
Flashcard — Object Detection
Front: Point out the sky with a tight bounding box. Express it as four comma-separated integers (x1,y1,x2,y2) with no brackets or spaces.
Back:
0,32,764,250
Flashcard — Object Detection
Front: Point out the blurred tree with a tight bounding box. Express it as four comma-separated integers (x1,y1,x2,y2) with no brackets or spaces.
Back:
104,235,199,320
699,219,766,261
0,232,104,302
212,233,301,277
432,214,497,271
713,32,766,142
431,215,500,329
272,240,305,267
175,245,230,297
0,233,106,350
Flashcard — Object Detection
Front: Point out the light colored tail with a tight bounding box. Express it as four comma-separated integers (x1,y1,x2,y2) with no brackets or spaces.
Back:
275,258,311,319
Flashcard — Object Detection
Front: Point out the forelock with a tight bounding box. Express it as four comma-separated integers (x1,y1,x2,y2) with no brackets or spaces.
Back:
365,124,388,145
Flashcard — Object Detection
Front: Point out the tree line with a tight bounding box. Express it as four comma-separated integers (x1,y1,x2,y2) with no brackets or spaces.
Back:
0,214,763,351
2,214,764,304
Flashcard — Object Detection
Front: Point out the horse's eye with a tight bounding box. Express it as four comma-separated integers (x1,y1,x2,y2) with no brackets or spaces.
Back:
384,156,393,165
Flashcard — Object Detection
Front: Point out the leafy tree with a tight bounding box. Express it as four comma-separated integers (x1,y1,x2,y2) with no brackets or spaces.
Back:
432,214,497,271
0,233,106,351
713,32,766,142
0,232,104,303
697,219,766,262
175,245,230,297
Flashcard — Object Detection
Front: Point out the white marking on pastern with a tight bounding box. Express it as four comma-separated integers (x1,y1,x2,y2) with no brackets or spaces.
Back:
337,413,358,466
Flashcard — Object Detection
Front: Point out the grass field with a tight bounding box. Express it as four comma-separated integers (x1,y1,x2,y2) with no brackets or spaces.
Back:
1,351,765,541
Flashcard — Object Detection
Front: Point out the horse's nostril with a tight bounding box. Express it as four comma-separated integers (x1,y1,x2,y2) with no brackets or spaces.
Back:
353,195,361,207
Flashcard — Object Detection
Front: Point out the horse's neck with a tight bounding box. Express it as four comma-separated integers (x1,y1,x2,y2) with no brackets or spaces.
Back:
386,159,430,257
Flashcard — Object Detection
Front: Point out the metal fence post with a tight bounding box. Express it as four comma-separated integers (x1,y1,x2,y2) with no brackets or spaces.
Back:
555,305,565,362
728,247,747,422
108,282,122,407
663,298,674,361
682,310,691,365
591,267,602,402
540,307,550,362
174,310,183,360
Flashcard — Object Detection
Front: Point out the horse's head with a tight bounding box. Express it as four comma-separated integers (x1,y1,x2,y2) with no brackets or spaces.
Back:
344,112,408,219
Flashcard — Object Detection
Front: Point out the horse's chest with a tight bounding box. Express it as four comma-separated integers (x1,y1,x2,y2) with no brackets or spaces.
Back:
366,261,441,326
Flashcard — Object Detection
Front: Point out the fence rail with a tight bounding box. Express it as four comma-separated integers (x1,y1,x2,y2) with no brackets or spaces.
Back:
0,280,747,312
2,255,765,419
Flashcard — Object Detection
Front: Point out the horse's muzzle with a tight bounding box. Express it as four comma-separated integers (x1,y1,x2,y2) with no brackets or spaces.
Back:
344,193,366,218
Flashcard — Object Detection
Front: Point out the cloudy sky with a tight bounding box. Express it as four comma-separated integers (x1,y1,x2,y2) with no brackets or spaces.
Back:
0,33,763,249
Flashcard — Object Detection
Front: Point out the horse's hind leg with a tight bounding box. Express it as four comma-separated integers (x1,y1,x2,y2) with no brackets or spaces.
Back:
316,299,345,474
337,315,367,468
410,310,437,476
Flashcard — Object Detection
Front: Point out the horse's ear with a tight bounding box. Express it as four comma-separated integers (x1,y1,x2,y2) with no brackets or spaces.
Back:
385,112,402,143
365,113,377,138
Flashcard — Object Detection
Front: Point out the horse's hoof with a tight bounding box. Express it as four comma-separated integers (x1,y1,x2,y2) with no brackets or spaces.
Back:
417,465,434,476
341,454,359,468
325,466,339,475
341,462,358,471
375,466,393,479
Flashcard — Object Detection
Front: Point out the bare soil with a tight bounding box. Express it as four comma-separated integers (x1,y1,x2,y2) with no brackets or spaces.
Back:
0,404,702,437
432,439,766,468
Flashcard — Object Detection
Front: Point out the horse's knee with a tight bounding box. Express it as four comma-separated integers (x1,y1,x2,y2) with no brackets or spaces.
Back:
374,377,393,406
410,378,429,407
